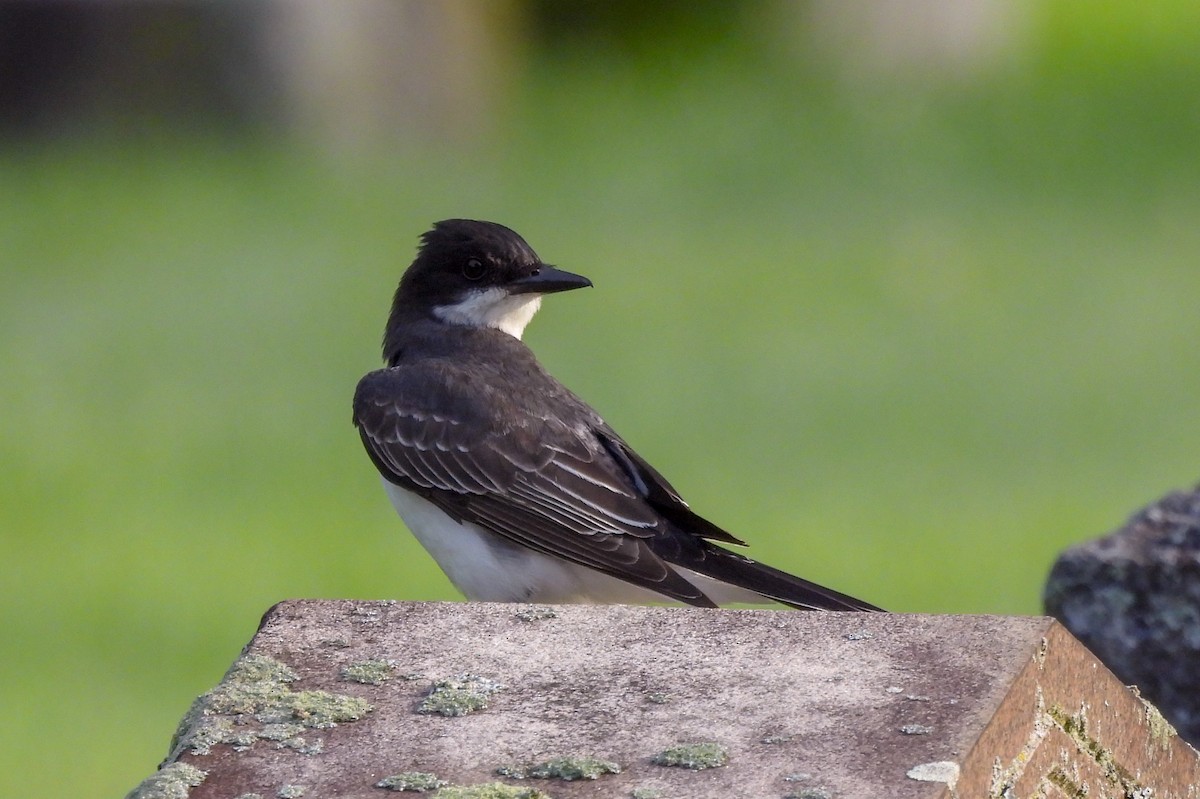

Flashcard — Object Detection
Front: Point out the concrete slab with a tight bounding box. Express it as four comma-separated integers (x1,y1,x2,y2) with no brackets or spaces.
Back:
128,601,1200,799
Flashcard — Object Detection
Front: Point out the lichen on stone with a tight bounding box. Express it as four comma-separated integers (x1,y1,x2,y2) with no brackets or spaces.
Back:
1046,703,1145,796
284,689,371,727
1131,685,1178,753
341,658,398,685
906,761,960,787
376,772,448,792
899,724,933,735
418,674,504,717
258,721,324,754
514,607,557,622
652,742,729,769
497,755,620,781
432,783,550,799
167,653,372,760
785,789,832,799
124,761,207,799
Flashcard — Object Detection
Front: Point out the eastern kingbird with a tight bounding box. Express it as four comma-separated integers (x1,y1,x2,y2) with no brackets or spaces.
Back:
353,219,879,611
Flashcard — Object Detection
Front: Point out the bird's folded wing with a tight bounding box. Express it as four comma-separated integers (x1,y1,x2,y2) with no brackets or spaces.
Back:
353,367,716,605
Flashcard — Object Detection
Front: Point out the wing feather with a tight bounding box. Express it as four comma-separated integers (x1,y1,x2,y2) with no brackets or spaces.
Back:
353,363,714,605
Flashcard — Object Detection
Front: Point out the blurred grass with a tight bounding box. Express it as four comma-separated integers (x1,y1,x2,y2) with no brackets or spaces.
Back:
4,13,1200,798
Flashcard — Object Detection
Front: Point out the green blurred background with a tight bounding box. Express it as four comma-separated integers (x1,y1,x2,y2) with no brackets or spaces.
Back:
3,1,1200,796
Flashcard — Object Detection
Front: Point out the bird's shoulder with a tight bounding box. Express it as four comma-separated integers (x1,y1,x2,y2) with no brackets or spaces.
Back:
353,324,600,445
353,321,748,549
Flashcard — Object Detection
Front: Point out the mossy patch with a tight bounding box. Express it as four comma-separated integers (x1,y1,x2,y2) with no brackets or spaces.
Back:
1046,703,1144,796
785,789,832,799
376,772,448,792
432,783,550,799
652,742,728,770
125,761,206,799
168,654,371,760
497,755,620,780
418,674,504,717
513,607,558,622
342,659,398,685
1132,685,1177,753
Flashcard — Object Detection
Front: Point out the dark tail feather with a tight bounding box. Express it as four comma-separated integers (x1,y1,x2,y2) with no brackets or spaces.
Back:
671,544,883,612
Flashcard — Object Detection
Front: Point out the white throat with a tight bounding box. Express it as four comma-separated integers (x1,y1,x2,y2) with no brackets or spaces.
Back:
433,287,543,339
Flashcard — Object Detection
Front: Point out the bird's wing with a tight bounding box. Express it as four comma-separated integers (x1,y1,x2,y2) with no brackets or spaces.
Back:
594,431,748,546
353,364,716,606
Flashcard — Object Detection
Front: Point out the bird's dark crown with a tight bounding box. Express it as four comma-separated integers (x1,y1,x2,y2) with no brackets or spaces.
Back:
382,219,545,362
394,219,543,305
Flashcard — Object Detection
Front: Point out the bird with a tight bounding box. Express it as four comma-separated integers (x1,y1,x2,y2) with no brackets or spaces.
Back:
352,219,880,611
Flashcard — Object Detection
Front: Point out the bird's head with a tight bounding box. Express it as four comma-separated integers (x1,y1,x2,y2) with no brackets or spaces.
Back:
385,220,591,357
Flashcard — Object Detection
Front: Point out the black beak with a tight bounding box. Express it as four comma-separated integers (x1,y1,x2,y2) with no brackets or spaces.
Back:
508,264,593,295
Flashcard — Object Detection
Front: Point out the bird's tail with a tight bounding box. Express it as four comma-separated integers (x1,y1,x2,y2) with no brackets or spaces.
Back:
668,544,882,611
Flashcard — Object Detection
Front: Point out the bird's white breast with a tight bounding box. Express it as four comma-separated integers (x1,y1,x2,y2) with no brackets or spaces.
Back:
382,479,665,603
381,479,763,605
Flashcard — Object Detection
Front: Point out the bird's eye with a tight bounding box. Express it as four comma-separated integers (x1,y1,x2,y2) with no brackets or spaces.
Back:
462,258,486,281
